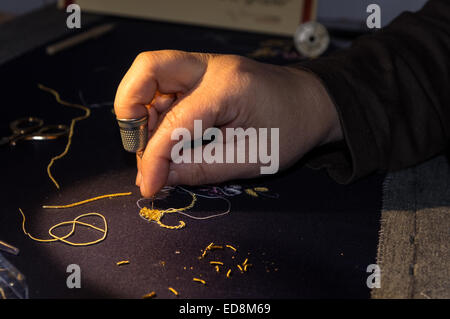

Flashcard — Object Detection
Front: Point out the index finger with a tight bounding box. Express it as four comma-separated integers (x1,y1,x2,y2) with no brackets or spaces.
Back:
114,50,209,119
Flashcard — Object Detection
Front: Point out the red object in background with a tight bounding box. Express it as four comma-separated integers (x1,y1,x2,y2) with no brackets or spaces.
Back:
302,0,314,23
60,0,74,8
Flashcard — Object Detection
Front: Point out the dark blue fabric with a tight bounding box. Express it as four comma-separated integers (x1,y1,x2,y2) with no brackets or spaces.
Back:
0,13,382,298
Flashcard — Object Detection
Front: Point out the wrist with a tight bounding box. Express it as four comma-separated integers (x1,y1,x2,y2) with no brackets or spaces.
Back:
289,66,343,146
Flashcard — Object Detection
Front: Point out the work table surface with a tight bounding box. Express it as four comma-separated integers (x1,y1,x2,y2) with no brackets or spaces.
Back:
0,6,383,298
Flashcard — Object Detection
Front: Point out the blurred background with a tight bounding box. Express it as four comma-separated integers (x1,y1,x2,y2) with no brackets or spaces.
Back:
0,0,428,27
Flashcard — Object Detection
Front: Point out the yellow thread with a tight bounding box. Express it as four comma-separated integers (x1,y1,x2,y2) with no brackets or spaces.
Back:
168,287,179,296
0,241,17,252
142,291,156,299
204,242,214,251
0,287,6,299
209,261,224,265
200,242,215,258
43,192,132,209
237,264,243,273
38,84,91,190
225,244,237,252
210,245,223,250
243,258,248,265
116,261,130,266
19,208,107,246
140,192,197,230
226,269,232,278
245,189,258,197
254,187,269,192
244,264,252,272
215,265,220,272
193,278,206,285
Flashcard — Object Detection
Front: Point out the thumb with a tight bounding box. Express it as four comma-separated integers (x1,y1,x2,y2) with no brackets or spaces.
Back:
140,89,219,197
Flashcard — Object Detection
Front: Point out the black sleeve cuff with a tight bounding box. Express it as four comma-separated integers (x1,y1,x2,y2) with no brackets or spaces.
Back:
294,59,382,184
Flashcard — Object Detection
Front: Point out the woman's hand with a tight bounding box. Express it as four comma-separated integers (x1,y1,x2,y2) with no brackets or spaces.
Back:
114,50,342,197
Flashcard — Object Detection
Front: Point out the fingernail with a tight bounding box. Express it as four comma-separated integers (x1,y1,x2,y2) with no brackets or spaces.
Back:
141,180,150,198
136,171,142,186
166,170,178,186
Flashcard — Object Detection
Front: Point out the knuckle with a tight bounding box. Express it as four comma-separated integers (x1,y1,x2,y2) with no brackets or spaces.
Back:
211,55,254,105
159,49,183,58
139,49,182,61
218,54,248,73
134,51,153,65
231,56,253,83
134,50,190,74
217,55,253,87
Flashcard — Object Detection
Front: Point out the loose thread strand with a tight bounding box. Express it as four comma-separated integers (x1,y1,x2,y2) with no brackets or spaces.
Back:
19,208,107,246
38,84,91,189
43,192,132,209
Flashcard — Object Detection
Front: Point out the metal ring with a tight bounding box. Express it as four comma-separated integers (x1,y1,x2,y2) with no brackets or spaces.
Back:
116,116,148,129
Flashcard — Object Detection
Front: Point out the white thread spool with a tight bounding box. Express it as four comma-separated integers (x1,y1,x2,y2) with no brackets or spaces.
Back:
294,21,330,58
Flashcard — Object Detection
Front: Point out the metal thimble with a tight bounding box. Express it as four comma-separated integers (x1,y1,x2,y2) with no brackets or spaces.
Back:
116,116,148,155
